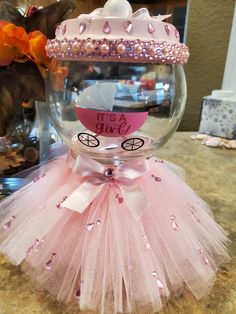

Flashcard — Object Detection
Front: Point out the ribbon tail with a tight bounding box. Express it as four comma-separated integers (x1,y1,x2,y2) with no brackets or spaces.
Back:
132,8,150,19
121,185,149,220
61,181,103,213
154,14,172,21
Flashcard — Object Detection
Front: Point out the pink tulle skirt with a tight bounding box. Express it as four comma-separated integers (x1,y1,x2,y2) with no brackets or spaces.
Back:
0,155,229,313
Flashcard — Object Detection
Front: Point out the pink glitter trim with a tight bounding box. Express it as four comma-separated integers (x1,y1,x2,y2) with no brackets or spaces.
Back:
46,38,189,64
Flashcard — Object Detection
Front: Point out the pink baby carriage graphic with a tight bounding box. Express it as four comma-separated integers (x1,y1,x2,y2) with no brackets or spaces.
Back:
75,81,148,151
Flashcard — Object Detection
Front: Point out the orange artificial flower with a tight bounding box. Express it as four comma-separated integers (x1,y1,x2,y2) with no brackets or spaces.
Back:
52,66,69,91
2,22,28,50
50,59,69,91
0,21,51,71
27,30,51,68
0,21,9,27
0,21,28,66
0,20,51,80
0,28,17,66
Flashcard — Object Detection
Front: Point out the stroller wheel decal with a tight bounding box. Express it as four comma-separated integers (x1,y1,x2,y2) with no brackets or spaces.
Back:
121,138,144,151
78,133,100,147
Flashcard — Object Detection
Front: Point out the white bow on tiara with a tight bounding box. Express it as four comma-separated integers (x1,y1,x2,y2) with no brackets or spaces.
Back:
78,8,171,22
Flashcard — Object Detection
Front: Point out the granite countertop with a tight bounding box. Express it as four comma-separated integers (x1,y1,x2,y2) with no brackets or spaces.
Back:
0,132,235,314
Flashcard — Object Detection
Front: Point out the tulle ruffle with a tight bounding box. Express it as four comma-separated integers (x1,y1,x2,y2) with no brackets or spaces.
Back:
0,156,230,313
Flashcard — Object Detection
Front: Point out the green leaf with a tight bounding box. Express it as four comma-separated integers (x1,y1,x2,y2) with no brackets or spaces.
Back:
26,0,76,38
0,1,25,26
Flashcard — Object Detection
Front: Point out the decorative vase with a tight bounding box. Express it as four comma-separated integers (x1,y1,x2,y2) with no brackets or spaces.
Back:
35,101,60,163
0,105,39,177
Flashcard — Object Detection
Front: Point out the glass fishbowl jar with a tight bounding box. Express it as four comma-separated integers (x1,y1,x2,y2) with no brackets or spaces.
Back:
47,60,186,164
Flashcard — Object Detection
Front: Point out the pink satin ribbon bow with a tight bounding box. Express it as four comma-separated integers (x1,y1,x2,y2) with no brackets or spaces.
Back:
61,153,149,219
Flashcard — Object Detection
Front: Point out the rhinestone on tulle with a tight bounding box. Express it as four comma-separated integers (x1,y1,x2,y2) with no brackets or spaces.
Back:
44,253,56,270
188,203,201,223
152,271,157,277
142,234,151,250
151,174,162,182
123,21,133,34
191,210,200,223
56,196,68,209
86,223,95,231
115,194,124,204
33,173,46,182
118,197,124,204
171,215,179,231
86,219,102,231
75,288,80,299
86,220,102,230
199,249,209,265
26,239,39,256
157,279,164,290
79,22,87,34
26,239,44,256
103,21,111,34
148,22,156,34
4,215,16,229
152,271,164,291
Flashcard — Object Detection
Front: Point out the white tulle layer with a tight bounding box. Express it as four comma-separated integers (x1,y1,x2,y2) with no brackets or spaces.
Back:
0,156,229,314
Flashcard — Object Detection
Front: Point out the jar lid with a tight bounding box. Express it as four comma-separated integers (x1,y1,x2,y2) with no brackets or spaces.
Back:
46,0,189,64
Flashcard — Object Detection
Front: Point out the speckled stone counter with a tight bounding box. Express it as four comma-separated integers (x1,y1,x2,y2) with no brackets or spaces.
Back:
0,132,235,314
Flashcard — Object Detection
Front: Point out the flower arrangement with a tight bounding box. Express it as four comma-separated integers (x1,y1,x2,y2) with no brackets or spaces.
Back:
0,0,75,136
0,20,50,76
0,1,75,174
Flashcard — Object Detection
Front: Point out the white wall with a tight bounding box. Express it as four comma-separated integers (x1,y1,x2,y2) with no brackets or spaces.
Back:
222,4,236,93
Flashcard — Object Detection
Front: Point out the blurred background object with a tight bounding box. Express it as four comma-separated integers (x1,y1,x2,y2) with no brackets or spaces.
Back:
199,90,236,140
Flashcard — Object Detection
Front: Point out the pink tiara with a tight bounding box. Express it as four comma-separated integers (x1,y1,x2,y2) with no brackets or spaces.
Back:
46,7,189,64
